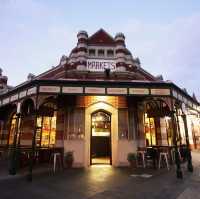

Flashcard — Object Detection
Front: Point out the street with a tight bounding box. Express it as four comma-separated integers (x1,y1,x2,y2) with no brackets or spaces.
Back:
0,152,200,199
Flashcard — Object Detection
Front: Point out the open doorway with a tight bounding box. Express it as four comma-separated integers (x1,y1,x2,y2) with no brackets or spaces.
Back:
91,110,111,165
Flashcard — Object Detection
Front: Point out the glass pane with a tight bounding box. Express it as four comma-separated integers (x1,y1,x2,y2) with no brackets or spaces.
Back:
37,110,57,147
92,112,111,137
36,117,42,146
41,117,51,147
144,114,156,146
9,114,17,145
165,117,172,146
49,115,56,146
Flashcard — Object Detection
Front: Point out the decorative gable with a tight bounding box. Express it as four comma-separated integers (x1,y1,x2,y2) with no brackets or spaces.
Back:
88,29,115,45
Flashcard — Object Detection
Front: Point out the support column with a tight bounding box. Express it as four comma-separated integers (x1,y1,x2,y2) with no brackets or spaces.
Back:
137,103,145,147
182,113,193,172
175,106,182,145
9,105,21,175
171,99,183,179
27,91,38,182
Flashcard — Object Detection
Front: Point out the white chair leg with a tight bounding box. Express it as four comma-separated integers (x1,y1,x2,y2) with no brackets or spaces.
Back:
142,154,146,168
53,155,56,173
165,154,170,170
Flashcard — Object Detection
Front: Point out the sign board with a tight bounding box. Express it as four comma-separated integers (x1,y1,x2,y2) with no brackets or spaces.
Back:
86,59,116,71
129,88,149,95
172,90,178,98
39,86,60,93
19,90,27,99
178,94,183,101
10,94,18,102
85,87,105,94
2,97,10,105
62,87,83,94
27,87,37,95
151,89,170,96
107,88,127,95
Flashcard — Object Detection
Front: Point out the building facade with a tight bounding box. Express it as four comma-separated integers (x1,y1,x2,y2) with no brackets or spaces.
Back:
0,29,200,167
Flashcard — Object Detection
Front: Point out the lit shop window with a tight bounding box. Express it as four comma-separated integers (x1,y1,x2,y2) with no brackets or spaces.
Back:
9,113,17,145
144,114,156,146
165,117,173,146
36,113,56,147
92,111,111,137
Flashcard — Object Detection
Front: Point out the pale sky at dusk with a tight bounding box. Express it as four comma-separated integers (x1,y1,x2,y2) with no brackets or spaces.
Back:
0,0,200,99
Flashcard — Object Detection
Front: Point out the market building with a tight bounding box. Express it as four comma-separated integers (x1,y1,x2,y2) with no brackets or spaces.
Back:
0,29,200,169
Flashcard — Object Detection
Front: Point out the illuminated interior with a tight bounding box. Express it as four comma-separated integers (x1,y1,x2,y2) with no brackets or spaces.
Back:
91,111,111,164
9,113,17,145
92,111,111,137
190,114,200,148
144,114,156,146
36,112,57,147
165,116,173,146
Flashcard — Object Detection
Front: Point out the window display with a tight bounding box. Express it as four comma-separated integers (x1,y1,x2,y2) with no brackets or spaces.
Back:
92,111,111,137
144,114,156,146
165,117,173,146
36,112,56,147
9,114,17,145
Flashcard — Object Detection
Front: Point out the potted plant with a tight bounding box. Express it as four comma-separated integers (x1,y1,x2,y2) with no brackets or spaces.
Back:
127,152,137,168
64,151,74,169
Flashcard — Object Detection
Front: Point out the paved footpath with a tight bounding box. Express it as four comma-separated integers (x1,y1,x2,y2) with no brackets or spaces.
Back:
0,152,200,199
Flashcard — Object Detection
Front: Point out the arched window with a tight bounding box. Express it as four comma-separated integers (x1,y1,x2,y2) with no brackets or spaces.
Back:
144,99,171,146
36,102,57,147
91,111,111,137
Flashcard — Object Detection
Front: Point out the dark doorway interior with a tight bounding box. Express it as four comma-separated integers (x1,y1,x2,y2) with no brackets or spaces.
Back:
91,111,111,165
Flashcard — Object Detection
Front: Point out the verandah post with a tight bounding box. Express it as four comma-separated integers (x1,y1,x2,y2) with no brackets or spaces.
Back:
181,104,193,172
9,102,21,175
27,87,39,182
170,98,183,179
